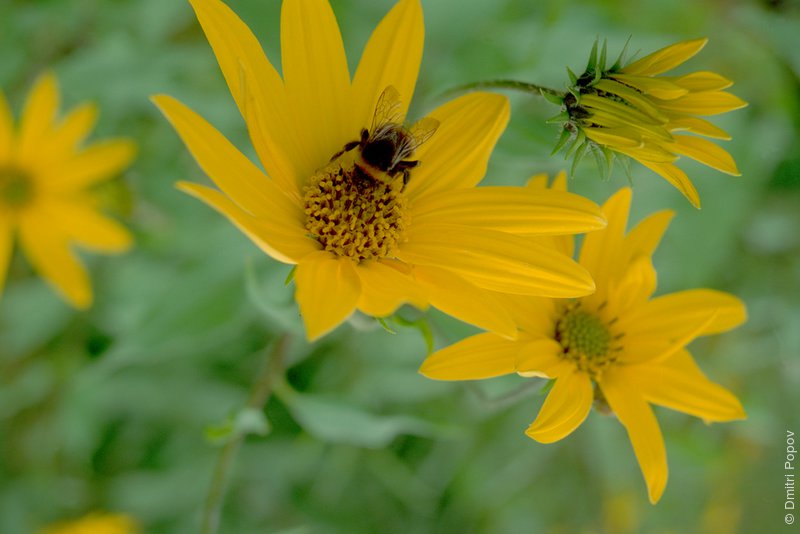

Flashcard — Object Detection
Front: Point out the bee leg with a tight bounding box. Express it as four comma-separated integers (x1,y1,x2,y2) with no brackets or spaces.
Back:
329,140,361,162
394,160,419,189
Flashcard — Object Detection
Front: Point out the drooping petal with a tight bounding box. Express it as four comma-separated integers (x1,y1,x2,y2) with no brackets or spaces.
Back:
420,332,520,380
18,214,92,309
152,95,303,225
412,265,516,338
515,337,572,378
0,214,12,296
188,0,301,196
636,160,700,209
406,93,509,200
525,370,593,443
654,91,747,116
669,135,740,176
398,224,595,298
281,0,354,176
48,140,136,193
672,71,733,92
294,251,361,341
621,38,707,77
178,182,318,265
601,370,668,504
0,90,15,160
667,116,731,140
631,349,746,421
355,259,428,317
410,186,606,236
352,0,423,130
43,199,132,253
609,74,688,100
17,72,59,162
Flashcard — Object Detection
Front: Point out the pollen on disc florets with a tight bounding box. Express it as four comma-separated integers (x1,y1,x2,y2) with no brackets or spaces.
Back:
0,166,35,209
554,302,618,378
303,162,407,261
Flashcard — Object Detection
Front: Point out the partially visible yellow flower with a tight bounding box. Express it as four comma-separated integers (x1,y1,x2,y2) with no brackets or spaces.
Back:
557,38,747,208
0,73,135,308
420,177,747,503
39,512,138,534
155,0,607,341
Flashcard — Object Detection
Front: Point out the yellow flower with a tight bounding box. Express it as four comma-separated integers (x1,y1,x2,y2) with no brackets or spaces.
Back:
39,512,138,534
0,73,135,309
559,38,747,208
420,176,746,503
154,0,607,341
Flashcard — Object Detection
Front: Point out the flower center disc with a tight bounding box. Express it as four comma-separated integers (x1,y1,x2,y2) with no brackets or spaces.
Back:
303,157,407,261
0,167,35,208
555,303,615,377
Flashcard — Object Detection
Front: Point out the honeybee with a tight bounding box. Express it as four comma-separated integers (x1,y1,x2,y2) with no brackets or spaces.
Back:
330,86,439,189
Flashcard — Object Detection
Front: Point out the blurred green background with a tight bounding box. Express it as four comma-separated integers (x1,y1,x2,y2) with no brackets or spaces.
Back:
1,0,799,532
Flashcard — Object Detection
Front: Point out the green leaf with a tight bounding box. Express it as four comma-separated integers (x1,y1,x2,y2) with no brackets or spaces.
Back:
205,407,271,445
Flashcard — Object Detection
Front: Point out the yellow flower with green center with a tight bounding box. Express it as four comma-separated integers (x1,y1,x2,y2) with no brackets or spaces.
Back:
420,176,747,503
558,38,747,208
39,513,138,534
0,73,135,308
154,0,608,341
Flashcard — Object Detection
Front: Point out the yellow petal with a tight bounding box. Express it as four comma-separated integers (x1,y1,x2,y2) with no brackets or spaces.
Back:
152,95,303,224
673,71,733,92
178,182,317,265
420,332,520,380
43,199,132,253
667,116,731,140
621,37,707,77
609,74,689,100
0,214,12,296
654,91,747,116
188,0,301,196
295,251,361,341
525,370,593,443
355,259,428,317
17,72,59,162
18,214,92,309
50,139,136,193
352,0,423,131
620,307,720,365
669,135,740,175
0,90,15,161
413,265,516,338
50,103,98,155
281,0,354,176
600,370,668,504
494,293,555,336
515,337,571,378
399,224,595,298
632,349,746,421
614,141,678,164
583,127,643,149
593,79,667,122
636,160,701,209
410,186,606,236
623,209,675,263
406,92,509,200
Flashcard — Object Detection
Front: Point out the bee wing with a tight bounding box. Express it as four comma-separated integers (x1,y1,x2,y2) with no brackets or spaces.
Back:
371,86,404,131
408,117,440,149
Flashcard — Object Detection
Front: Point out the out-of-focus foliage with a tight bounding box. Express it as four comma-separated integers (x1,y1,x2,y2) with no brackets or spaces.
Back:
1,0,798,532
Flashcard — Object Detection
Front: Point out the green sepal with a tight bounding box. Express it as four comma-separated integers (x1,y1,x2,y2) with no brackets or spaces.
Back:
564,129,586,159
540,88,565,106
566,66,578,85
586,38,599,73
619,154,634,184
611,36,632,72
545,111,569,124
599,39,608,72
392,314,434,355
570,140,589,177
284,265,297,286
551,128,573,156
601,145,615,180
377,317,397,334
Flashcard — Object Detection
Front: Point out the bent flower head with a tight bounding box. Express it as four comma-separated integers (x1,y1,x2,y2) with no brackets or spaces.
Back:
420,175,747,503
0,73,135,308
155,0,609,341
555,38,747,208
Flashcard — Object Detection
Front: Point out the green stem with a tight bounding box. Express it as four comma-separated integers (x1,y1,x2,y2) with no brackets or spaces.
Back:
449,79,564,98
200,333,290,534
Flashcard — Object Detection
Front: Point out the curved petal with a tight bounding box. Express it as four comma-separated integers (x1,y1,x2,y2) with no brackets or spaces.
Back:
43,200,132,253
355,259,428,317
601,370,668,504
295,251,361,341
406,92,509,200
606,255,657,318
670,135,740,176
632,349,746,422
410,186,606,236
673,71,732,92
653,91,747,116
18,214,92,309
525,370,593,443
621,38,707,77
413,265,516,338
47,139,136,193
493,293,555,335
352,0,423,130
0,90,12,160
399,224,595,298
189,0,301,196
420,332,520,381
178,182,317,265
281,0,354,177
621,309,718,366
17,72,59,163
667,116,731,140
515,337,572,378
48,103,98,157
0,214,12,296
152,95,303,225
637,160,700,209
621,209,674,266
